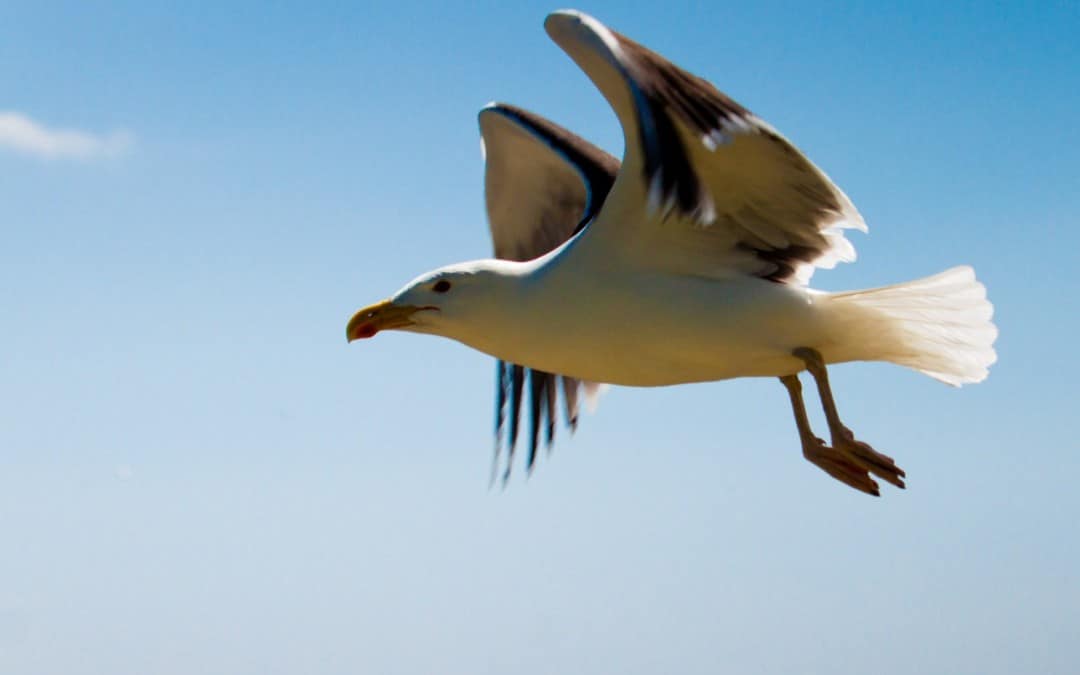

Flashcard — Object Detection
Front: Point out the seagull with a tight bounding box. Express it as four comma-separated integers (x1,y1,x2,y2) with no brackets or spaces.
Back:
346,10,997,496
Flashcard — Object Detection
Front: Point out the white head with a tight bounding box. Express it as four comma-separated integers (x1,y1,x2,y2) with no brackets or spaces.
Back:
346,259,522,344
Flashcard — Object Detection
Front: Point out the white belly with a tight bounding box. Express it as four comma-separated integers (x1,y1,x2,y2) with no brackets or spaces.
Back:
457,267,831,387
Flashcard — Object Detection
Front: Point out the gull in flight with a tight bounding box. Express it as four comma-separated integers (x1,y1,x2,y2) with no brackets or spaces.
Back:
347,10,997,496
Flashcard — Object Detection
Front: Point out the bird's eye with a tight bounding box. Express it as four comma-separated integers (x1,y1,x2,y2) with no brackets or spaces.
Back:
433,280,452,293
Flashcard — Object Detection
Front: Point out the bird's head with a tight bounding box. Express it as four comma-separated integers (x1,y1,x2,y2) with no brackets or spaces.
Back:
346,260,514,342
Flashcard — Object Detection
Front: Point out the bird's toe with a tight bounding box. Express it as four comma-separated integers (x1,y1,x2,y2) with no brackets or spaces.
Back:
802,439,881,497
833,431,906,489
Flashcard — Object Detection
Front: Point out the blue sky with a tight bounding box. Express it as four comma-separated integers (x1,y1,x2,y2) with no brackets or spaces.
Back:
2,2,1078,673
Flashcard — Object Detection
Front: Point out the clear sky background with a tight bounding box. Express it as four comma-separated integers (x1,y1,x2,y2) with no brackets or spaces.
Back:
2,2,1078,673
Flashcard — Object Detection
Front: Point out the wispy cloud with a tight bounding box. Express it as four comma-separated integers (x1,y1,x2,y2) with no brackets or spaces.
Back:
0,111,133,160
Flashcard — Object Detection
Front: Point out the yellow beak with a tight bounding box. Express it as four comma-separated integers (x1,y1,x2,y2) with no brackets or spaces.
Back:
346,299,426,342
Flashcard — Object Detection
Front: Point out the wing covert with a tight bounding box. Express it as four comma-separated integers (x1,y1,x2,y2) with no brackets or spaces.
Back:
479,103,618,261
544,11,866,284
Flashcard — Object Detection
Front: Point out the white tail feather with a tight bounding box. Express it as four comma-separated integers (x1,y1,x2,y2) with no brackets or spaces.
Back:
823,266,998,385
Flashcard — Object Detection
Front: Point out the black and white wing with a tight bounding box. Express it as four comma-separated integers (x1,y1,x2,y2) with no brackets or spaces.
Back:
544,11,866,284
478,103,617,478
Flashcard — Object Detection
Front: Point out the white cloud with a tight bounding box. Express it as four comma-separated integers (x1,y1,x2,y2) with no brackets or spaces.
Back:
0,110,133,160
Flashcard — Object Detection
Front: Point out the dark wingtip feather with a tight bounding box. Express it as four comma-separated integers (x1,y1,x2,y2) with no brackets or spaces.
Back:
491,361,508,488
503,364,525,484
562,376,580,433
545,374,557,450
527,370,545,473
493,366,596,480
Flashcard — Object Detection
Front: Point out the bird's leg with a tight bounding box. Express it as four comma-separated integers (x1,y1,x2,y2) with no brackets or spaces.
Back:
793,347,907,489
779,374,881,496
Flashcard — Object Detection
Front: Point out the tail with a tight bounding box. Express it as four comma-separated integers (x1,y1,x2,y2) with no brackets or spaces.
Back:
823,266,998,386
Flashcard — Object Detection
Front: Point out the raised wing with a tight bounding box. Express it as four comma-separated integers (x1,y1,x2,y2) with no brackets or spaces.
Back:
478,103,616,478
544,11,866,284
480,103,618,260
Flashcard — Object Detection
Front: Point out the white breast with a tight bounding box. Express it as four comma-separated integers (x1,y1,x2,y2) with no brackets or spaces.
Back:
454,249,831,387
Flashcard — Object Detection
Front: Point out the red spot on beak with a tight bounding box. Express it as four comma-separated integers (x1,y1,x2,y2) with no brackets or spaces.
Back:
353,323,378,340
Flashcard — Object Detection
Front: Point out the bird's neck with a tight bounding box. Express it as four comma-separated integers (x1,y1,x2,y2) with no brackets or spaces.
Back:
442,258,548,361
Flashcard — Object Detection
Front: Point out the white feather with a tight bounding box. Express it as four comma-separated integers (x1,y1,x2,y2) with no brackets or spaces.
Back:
820,266,998,385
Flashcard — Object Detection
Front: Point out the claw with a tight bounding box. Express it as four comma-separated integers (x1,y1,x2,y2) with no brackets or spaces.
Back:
802,436,881,497
833,427,906,489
